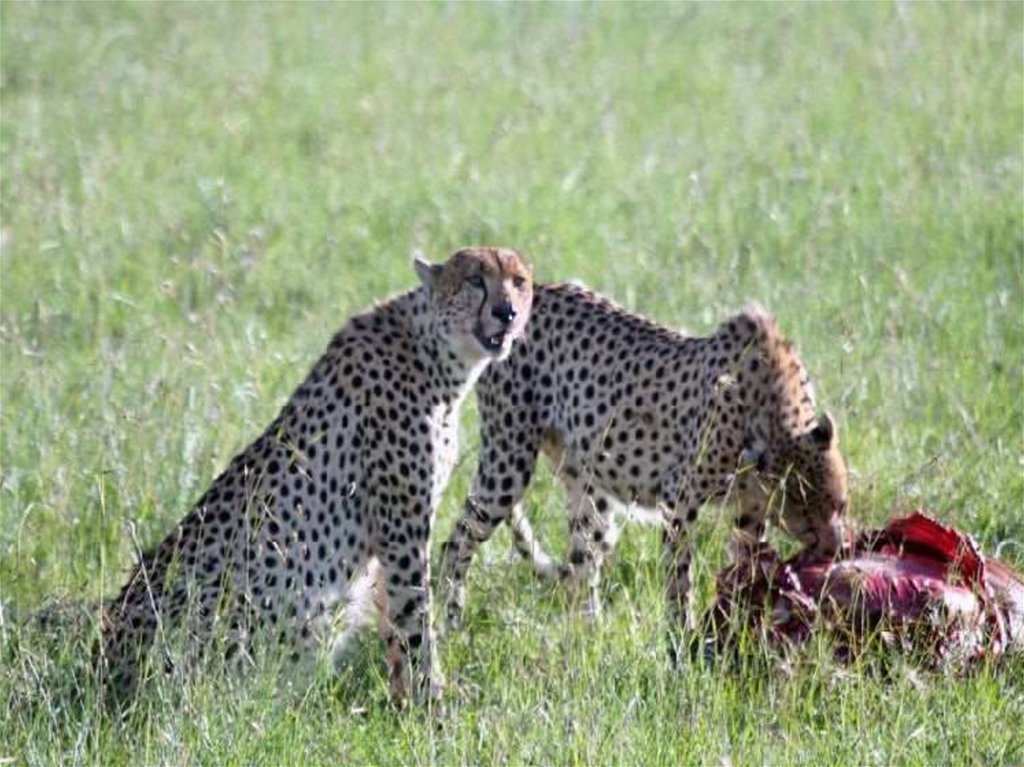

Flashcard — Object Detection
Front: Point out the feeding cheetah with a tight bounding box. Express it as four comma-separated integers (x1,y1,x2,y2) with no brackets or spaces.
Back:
99,247,533,705
438,282,848,646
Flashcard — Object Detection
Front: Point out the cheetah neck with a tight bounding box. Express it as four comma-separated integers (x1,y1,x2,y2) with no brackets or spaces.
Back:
404,288,491,399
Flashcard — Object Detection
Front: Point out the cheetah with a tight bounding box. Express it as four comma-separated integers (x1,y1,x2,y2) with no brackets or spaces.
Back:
99,247,533,705
438,282,848,647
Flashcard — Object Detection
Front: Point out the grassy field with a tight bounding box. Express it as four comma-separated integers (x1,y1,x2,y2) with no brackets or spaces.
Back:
2,2,1022,764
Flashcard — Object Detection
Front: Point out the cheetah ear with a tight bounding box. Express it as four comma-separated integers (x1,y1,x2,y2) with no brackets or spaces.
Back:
414,258,443,292
810,412,836,448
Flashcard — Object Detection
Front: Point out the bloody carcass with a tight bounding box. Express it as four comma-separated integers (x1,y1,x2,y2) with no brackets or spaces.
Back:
705,511,1024,666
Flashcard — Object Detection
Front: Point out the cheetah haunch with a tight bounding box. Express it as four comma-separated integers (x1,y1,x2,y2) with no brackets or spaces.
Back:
438,283,848,652
100,247,533,705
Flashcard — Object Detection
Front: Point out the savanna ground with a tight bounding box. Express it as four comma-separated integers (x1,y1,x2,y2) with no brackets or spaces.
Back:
1,3,1022,764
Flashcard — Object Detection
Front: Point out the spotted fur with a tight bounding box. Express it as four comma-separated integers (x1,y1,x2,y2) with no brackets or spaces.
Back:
438,283,847,638
99,247,533,705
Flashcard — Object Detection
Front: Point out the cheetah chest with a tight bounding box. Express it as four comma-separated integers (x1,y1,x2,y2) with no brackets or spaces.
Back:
427,403,462,509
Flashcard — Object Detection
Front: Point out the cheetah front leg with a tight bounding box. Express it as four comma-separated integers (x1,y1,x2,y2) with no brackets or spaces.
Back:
661,520,699,668
660,467,717,666
437,434,541,632
373,493,443,705
437,493,516,633
376,543,442,705
662,459,747,665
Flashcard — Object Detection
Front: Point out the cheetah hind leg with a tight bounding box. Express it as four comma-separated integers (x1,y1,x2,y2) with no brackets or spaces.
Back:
511,481,621,619
562,481,621,619
509,502,562,580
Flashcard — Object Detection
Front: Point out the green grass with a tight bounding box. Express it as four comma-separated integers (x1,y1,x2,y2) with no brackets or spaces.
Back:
2,2,1023,764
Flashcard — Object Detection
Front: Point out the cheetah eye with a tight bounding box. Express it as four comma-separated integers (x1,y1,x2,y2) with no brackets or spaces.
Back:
465,274,485,289
512,276,526,289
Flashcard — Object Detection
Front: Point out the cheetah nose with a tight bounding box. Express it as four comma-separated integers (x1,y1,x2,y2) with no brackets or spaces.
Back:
491,302,516,325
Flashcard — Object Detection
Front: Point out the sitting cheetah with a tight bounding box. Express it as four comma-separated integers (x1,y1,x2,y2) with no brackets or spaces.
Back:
100,247,533,705
438,283,848,644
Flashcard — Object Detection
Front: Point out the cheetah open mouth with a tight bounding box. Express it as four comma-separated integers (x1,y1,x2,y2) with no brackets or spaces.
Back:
474,328,508,354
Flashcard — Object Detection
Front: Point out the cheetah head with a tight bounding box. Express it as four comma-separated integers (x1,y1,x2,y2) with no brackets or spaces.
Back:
743,412,849,558
415,246,533,364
